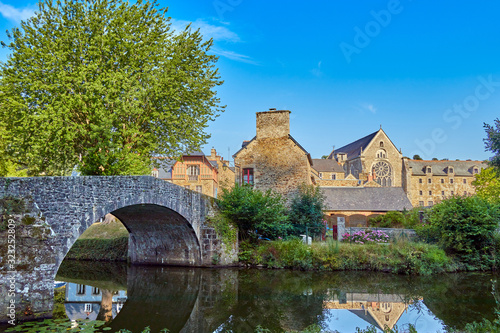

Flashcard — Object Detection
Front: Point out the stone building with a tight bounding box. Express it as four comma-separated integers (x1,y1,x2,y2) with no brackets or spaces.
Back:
152,149,235,198
402,159,487,207
233,109,314,199
232,108,487,226
328,128,403,187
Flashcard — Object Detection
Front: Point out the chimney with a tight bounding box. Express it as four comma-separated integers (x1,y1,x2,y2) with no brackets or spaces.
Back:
256,109,291,140
210,148,217,159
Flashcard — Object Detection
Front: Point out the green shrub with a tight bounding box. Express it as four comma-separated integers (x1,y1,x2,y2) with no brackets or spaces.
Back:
217,184,291,242
288,184,325,237
368,209,422,229
417,195,500,267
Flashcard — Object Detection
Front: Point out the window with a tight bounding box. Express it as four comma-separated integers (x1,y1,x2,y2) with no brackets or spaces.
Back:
331,174,336,180
473,167,479,174
195,185,202,193
319,172,323,179
428,178,432,184
449,167,454,174
419,201,424,206
428,201,434,207
429,191,432,195
419,178,422,184
243,168,254,185
463,179,467,184
451,191,454,195
184,185,190,189
77,285,86,295
152,170,159,178
380,141,384,147
464,191,467,195
441,191,445,196
91,287,100,295
187,165,200,176
426,167,432,174
84,304,92,313
419,190,422,195
376,149,386,158
450,179,454,184
440,179,444,183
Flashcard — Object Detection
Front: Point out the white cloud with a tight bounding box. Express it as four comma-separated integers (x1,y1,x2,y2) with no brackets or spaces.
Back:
170,18,239,43
353,103,378,114
211,47,258,65
0,1,35,23
311,60,323,77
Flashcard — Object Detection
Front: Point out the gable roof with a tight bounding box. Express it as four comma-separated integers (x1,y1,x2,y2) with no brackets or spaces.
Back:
407,160,488,176
321,187,412,211
330,130,378,160
233,136,256,158
311,159,344,173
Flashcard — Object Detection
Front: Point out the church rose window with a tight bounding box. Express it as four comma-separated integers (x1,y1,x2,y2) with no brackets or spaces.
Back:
372,161,392,186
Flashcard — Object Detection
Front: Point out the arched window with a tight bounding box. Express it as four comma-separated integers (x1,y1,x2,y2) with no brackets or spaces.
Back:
380,141,384,147
376,149,386,159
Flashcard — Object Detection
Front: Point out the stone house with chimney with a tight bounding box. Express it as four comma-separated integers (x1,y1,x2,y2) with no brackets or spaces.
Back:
233,109,314,200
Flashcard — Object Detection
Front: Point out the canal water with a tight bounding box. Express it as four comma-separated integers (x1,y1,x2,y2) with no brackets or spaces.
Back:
55,260,498,333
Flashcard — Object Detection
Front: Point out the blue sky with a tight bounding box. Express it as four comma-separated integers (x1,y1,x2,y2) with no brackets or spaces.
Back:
1,0,499,163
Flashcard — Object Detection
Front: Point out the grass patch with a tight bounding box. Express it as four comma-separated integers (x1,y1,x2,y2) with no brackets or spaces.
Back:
240,239,454,275
65,237,129,261
79,219,129,239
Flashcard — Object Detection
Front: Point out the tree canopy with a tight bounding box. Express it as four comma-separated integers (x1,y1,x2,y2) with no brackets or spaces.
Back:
484,118,500,170
0,0,224,176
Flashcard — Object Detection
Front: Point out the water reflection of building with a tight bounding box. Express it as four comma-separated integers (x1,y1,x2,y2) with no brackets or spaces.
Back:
323,293,417,331
65,283,127,321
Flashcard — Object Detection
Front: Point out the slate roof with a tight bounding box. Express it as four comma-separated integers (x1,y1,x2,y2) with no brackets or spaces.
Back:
408,160,488,176
332,130,379,160
311,159,344,173
321,187,412,211
209,160,218,169
153,159,175,179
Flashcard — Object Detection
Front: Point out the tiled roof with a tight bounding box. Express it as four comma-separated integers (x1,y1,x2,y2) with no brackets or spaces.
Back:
408,160,488,176
332,130,379,160
321,187,412,211
209,160,218,169
311,159,344,173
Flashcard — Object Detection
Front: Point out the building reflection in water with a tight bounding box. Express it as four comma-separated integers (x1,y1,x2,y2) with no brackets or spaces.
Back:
323,292,421,331
64,283,127,323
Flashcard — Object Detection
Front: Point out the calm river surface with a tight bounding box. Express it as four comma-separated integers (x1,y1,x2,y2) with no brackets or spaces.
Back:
55,260,498,333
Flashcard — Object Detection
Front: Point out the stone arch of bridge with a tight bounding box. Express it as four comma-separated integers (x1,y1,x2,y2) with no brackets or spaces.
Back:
109,204,201,266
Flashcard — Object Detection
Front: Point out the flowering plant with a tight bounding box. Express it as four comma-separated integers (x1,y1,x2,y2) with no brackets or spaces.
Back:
341,229,390,244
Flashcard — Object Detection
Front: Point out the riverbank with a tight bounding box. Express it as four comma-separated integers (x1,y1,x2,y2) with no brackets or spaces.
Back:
64,219,129,261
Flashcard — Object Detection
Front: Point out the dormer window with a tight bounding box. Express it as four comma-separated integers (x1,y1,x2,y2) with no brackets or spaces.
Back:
447,166,454,174
426,166,432,174
473,167,479,174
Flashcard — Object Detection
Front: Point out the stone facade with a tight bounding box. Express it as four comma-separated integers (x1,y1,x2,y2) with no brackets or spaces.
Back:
233,110,313,200
0,176,238,323
403,159,488,207
206,148,235,192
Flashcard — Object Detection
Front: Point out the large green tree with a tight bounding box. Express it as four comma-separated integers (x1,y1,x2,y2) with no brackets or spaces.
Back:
0,0,223,176
472,167,500,205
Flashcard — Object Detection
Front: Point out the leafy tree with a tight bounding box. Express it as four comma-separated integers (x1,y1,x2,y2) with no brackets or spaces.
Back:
217,184,291,242
484,118,500,170
432,157,438,161
0,0,223,176
412,154,423,160
288,184,325,237
473,167,500,205
418,196,499,266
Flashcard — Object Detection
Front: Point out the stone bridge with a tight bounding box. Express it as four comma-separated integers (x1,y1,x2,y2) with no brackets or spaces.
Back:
0,176,237,323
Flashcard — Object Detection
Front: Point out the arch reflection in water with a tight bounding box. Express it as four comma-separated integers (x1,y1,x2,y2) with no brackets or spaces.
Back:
56,260,497,333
